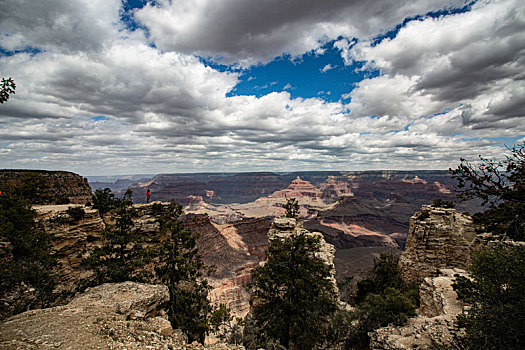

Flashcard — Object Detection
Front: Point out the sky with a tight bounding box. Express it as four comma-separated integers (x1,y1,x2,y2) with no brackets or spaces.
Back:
0,0,524,175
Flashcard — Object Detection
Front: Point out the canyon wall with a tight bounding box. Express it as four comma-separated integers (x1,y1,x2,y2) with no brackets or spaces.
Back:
0,170,92,204
26,203,271,319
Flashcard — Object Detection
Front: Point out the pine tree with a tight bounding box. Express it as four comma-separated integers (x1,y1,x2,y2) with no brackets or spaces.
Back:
450,142,524,240
247,231,338,349
82,188,153,284
155,201,212,344
0,187,57,318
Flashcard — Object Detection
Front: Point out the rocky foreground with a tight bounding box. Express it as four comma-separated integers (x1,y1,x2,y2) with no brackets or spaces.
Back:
0,282,242,350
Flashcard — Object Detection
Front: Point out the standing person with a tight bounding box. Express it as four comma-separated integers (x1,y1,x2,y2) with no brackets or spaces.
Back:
146,189,151,203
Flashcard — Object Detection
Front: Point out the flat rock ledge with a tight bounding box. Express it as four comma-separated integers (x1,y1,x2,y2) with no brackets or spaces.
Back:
0,282,243,350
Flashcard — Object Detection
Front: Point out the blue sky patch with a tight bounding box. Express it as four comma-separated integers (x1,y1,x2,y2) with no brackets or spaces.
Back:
120,0,153,33
92,115,109,122
0,46,43,57
217,42,379,103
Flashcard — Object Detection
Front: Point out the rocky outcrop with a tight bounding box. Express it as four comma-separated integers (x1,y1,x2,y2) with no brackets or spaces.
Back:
399,205,476,283
267,217,338,291
0,282,243,350
369,205,479,349
0,170,92,204
269,177,323,199
33,203,271,319
370,269,467,350
35,205,105,291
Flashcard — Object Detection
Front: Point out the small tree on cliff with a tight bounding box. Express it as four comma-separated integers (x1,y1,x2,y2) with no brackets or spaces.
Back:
246,232,338,349
0,187,57,318
283,198,299,218
449,142,524,240
453,244,525,349
348,253,419,349
155,201,213,344
82,188,153,284
92,187,115,220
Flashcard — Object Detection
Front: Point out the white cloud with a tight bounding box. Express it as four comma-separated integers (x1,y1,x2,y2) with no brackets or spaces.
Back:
0,0,123,53
0,0,523,174
343,0,525,137
135,0,466,65
321,64,336,73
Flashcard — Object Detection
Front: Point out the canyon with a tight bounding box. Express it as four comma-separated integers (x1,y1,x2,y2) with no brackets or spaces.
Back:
1,169,484,319
1,169,488,348
91,170,482,252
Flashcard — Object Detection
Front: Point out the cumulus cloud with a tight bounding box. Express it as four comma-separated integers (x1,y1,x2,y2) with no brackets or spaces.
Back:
321,64,336,73
0,0,123,53
0,0,523,174
344,0,525,137
135,0,466,65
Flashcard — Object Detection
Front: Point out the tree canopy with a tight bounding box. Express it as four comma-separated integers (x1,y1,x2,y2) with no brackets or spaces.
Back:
450,143,525,240
0,77,16,103
155,201,213,344
0,186,57,319
246,231,338,349
453,244,525,349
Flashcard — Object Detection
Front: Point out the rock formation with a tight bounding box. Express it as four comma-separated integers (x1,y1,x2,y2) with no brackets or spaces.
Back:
399,205,476,283
0,282,243,350
268,177,323,199
369,269,468,349
0,170,92,204
266,217,338,293
369,206,478,349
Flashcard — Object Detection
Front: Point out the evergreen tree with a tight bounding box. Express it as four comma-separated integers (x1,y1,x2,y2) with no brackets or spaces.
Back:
283,198,299,218
348,253,419,349
0,187,57,318
155,201,213,344
92,187,115,219
247,231,338,349
0,76,15,103
450,142,524,240
82,188,153,284
453,244,525,349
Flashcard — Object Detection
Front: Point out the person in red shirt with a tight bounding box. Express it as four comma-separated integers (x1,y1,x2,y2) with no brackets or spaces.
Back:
146,189,151,203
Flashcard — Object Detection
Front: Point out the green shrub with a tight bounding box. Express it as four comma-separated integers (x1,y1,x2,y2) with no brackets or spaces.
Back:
348,253,420,349
0,192,57,318
246,232,338,349
453,244,525,349
66,206,85,222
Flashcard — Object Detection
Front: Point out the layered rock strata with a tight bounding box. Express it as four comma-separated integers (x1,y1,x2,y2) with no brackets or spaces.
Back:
399,205,476,283
0,170,92,204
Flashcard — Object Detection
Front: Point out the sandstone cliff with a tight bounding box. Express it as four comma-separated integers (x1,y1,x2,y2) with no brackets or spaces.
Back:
0,282,243,350
399,205,476,283
0,170,92,204
369,206,477,349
